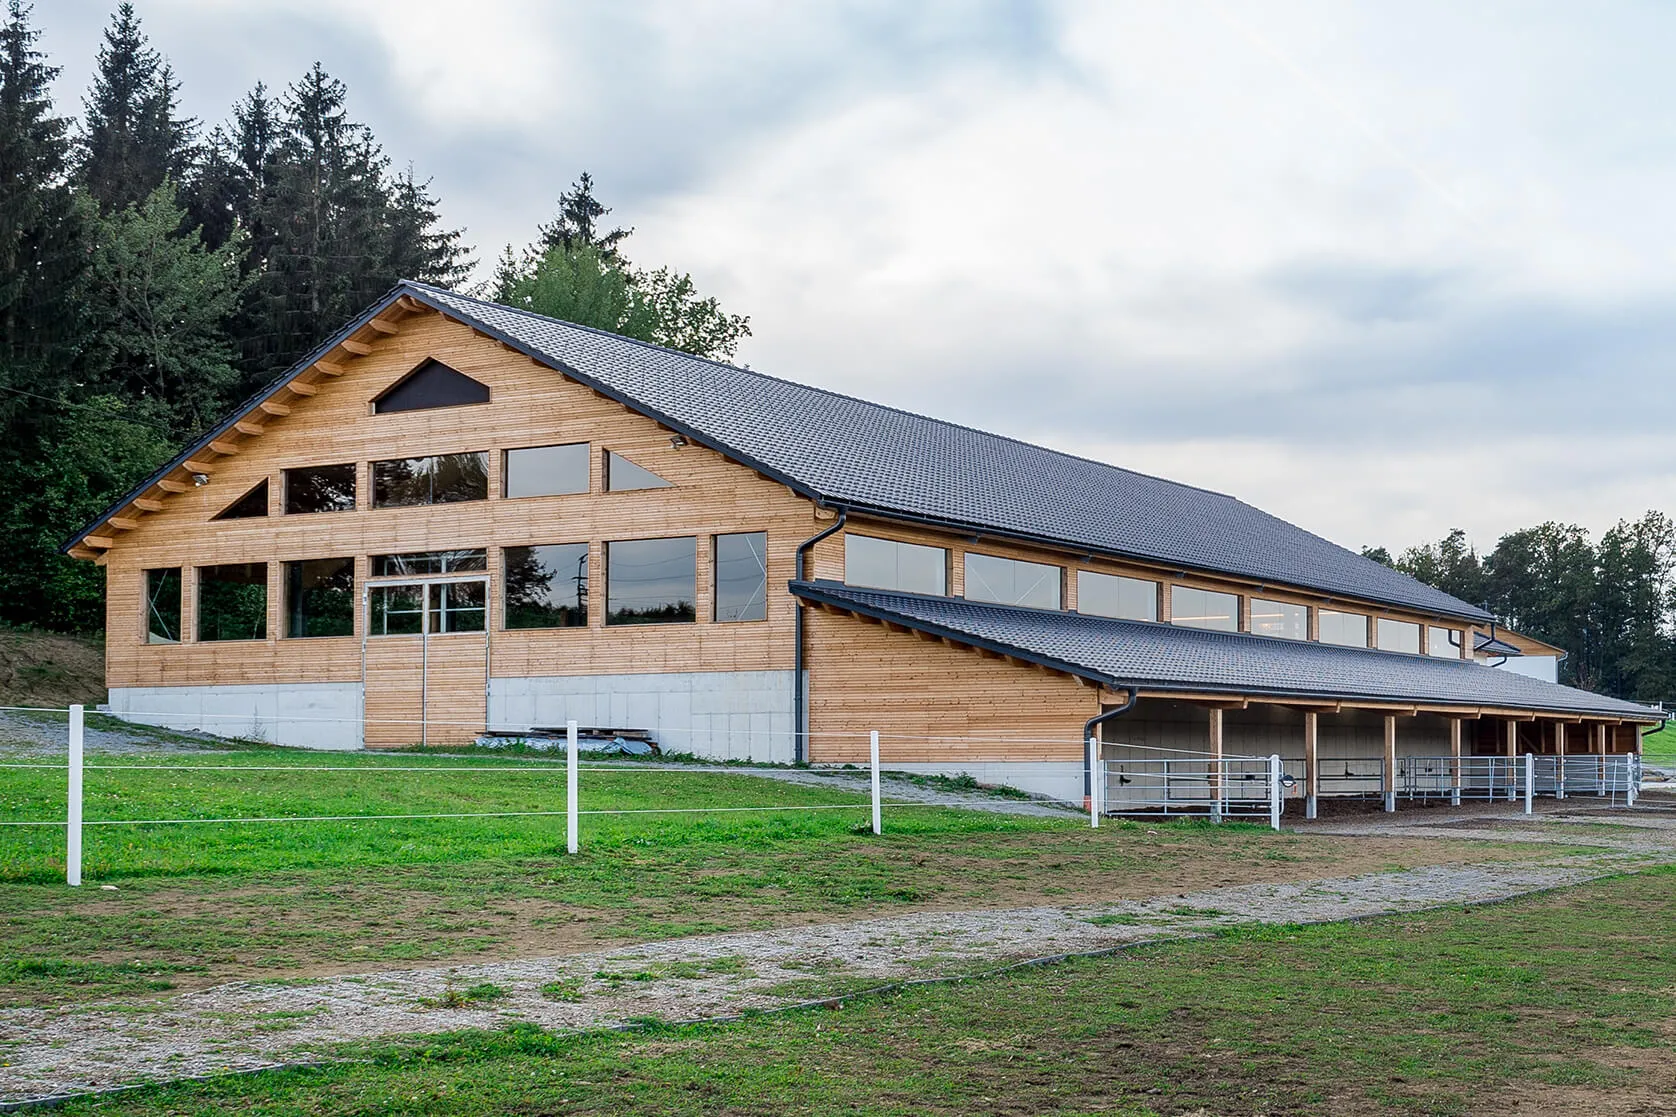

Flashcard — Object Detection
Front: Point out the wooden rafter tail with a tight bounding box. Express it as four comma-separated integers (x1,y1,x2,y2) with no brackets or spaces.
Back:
234,421,265,436
338,339,374,356
133,498,164,512
83,535,115,549
396,294,429,313
314,360,348,377
106,516,140,531
207,440,241,456
287,381,319,396
156,478,190,493
259,400,291,417
66,545,100,561
181,459,216,474
367,317,399,335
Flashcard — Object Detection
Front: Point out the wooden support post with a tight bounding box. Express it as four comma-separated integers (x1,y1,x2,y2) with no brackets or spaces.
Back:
1504,720,1519,801
1383,714,1397,812
1449,717,1462,807
1208,707,1224,822
1303,710,1318,820
1555,722,1566,800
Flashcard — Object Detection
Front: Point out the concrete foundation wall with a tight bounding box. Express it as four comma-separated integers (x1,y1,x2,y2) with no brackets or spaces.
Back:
489,670,797,764
107,683,364,750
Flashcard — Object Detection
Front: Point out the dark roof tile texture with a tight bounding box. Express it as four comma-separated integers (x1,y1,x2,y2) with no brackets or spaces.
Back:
793,581,1659,720
411,284,1491,621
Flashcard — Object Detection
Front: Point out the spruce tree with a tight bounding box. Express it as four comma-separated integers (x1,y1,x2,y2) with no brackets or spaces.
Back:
77,3,195,212
537,172,631,259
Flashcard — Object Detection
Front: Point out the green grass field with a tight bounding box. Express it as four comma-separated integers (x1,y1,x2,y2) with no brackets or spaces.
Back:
1641,722,1676,765
46,867,1676,1116
0,741,1551,1007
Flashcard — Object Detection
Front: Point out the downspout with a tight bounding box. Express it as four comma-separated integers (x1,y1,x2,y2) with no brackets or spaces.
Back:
1083,685,1140,809
792,506,848,765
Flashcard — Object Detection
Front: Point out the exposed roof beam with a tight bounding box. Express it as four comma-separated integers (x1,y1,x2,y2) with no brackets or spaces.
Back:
207,440,240,456
338,339,373,356
287,381,318,396
84,535,114,549
368,317,399,334
259,400,291,417
234,421,265,436
106,516,139,531
133,498,164,512
182,459,215,474
315,360,348,376
156,478,190,493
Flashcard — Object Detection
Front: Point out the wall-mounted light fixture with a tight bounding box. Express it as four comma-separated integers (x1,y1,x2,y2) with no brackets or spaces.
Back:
669,434,688,449
191,472,210,487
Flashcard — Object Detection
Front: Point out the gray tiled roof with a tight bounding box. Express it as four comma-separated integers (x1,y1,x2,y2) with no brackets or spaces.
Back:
792,580,1660,720
67,281,1489,622
407,284,1491,622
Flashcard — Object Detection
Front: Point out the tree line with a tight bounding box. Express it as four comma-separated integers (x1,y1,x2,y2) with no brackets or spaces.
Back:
0,2,747,634
1363,512,1676,702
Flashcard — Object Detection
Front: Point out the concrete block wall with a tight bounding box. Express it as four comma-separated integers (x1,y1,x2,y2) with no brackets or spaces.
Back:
489,670,797,763
107,683,364,750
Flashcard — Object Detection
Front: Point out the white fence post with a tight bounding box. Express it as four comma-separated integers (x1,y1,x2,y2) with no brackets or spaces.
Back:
1524,752,1534,815
1268,754,1281,832
67,704,83,888
1088,736,1100,829
566,719,579,855
869,730,882,835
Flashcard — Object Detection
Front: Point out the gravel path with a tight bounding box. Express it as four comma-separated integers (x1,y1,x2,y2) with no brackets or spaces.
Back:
0,711,231,758
3,823,1669,1106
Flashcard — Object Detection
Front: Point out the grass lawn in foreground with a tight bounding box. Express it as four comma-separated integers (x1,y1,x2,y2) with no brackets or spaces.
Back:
53,867,1676,1116
0,746,1566,1007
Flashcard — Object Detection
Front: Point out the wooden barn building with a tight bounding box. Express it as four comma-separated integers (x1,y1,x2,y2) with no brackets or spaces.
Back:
66,282,1660,807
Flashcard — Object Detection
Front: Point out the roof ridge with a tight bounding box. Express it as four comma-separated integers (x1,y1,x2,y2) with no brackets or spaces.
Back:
402,280,1244,506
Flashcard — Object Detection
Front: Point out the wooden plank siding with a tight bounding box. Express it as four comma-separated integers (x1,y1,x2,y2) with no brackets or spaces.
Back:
103,311,822,704
804,606,1097,764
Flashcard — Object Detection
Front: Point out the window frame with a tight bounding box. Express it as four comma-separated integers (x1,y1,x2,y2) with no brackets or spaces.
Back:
502,543,590,630
1249,597,1309,641
1074,570,1159,622
842,534,949,597
1376,617,1422,655
503,442,591,499
1169,584,1240,633
282,463,357,515
283,557,356,639
1318,609,1370,648
1427,625,1463,660
370,451,490,508
196,563,269,643
714,532,769,623
606,536,698,626
144,567,182,644
963,552,1062,610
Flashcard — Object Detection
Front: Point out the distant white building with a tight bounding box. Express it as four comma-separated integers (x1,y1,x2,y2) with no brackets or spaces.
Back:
1475,629,1563,685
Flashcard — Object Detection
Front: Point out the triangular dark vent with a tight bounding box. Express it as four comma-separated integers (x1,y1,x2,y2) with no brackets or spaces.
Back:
373,359,490,413
212,479,268,520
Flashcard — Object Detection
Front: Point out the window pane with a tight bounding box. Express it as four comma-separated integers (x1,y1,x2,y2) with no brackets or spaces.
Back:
505,443,589,498
198,563,267,642
715,532,768,622
1428,626,1461,659
372,453,487,507
370,584,424,636
213,480,268,520
964,553,1061,609
1377,618,1421,654
1076,571,1157,621
504,544,589,629
605,451,672,492
145,568,181,643
373,550,487,576
1171,585,1238,632
430,581,485,633
843,534,947,596
284,464,355,514
607,537,696,624
285,558,354,638
1250,598,1308,640
1319,610,1368,648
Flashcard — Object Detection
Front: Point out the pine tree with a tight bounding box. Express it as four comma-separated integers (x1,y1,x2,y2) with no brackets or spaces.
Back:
77,3,195,212
183,83,275,250
537,172,631,259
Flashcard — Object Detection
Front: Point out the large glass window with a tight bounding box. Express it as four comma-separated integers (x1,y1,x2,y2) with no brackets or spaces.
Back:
1428,626,1462,660
843,534,947,596
213,480,268,520
1170,585,1238,632
607,537,696,624
197,563,267,642
284,464,355,514
504,544,589,629
604,451,672,492
430,581,485,633
1250,598,1308,640
1377,618,1421,654
504,443,589,498
372,549,487,576
145,568,181,643
369,584,424,636
715,532,768,622
964,553,1061,609
1076,571,1158,622
372,452,488,507
284,558,354,638
1319,609,1369,648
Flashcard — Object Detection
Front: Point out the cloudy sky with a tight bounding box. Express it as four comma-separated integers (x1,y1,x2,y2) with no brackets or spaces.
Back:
36,1,1676,556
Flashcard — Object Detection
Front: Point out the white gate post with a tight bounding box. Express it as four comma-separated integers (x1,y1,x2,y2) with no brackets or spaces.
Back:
869,730,882,836
1088,736,1100,829
565,719,579,855
1524,752,1534,815
1268,754,1281,832
67,704,83,888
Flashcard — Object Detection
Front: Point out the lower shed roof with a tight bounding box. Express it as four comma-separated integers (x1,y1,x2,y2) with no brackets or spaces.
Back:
792,581,1663,723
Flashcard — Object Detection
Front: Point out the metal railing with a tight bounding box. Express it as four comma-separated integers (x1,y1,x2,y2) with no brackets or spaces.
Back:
1093,746,1284,830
